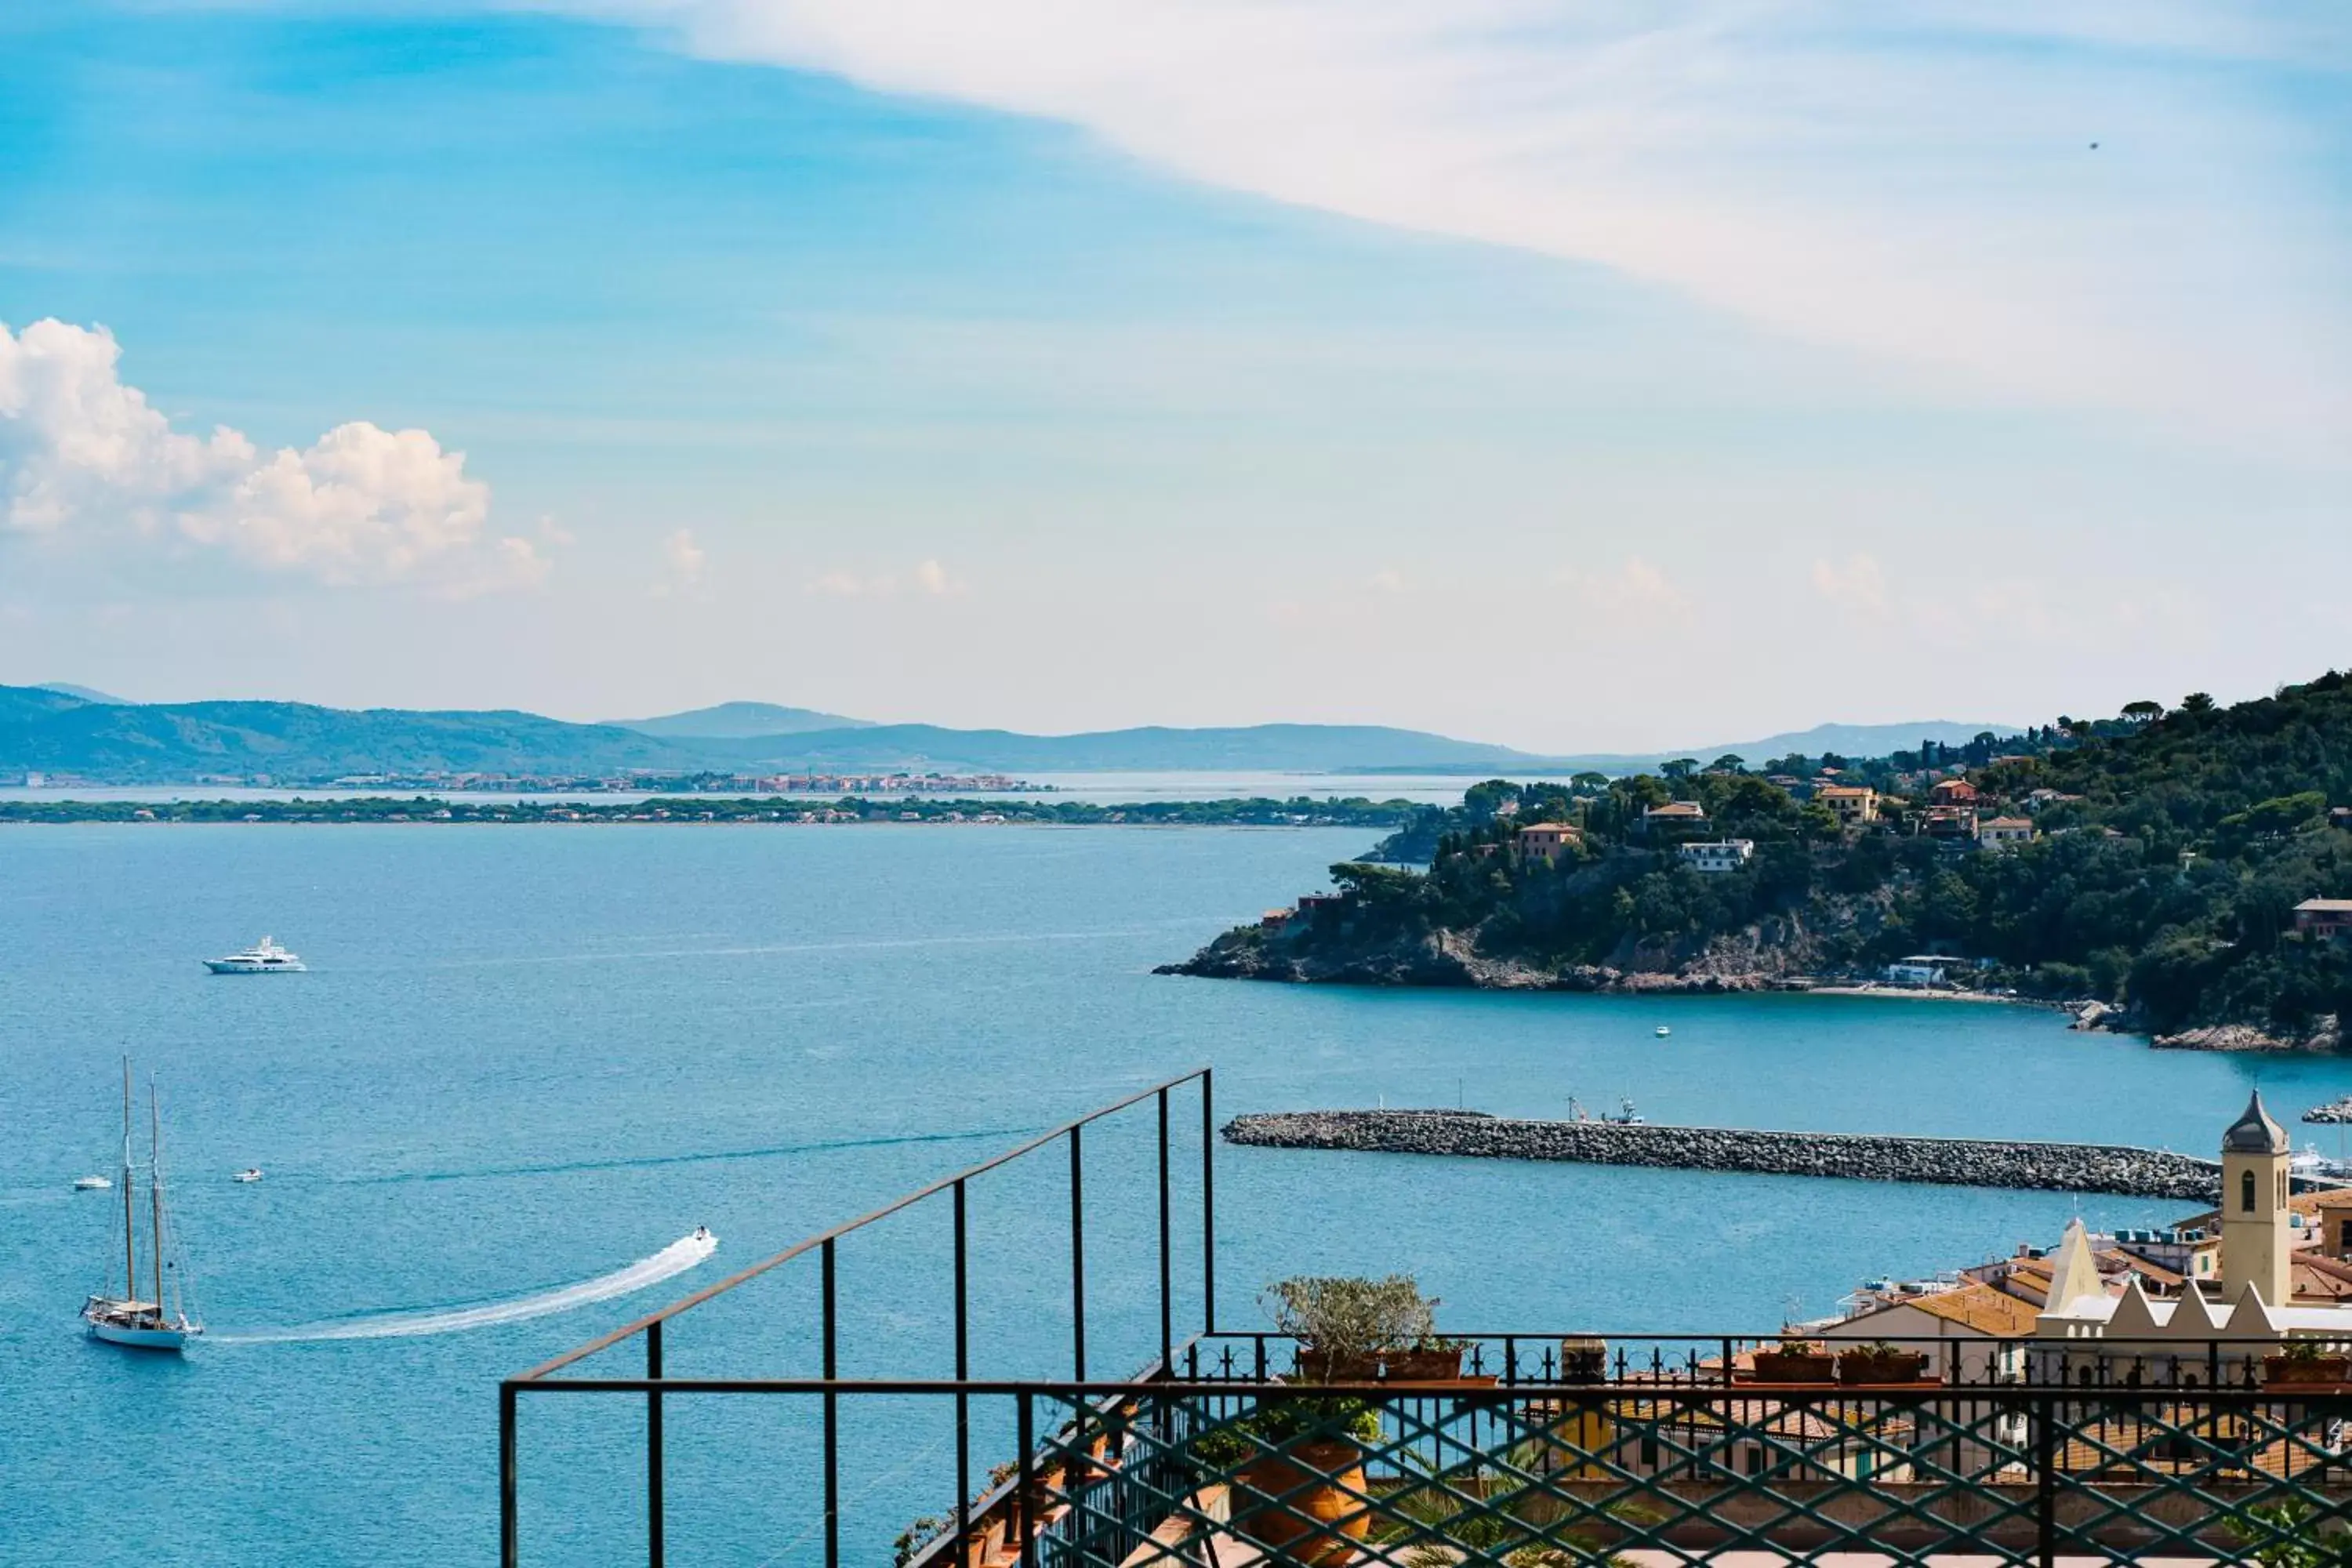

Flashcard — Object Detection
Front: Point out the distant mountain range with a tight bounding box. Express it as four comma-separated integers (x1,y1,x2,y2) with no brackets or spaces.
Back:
608,700,873,739
35,682,131,705
0,684,2020,783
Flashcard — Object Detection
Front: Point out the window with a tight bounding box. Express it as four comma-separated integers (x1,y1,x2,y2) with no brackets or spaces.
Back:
2244,1169,2258,1214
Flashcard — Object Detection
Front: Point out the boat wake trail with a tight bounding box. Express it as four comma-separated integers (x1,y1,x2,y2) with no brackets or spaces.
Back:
212,1231,717,1345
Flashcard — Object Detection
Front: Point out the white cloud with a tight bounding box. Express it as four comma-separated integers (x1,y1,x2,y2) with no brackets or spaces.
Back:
0,318,549,593
912,557,965,596
807,558,967,598
651,526,706,597
556,0,2352,456
1810,554,1892,622
1555,556,1692,624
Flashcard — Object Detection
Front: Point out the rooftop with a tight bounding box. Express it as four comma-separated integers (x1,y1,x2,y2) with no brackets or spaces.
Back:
2223,1089,2289,1154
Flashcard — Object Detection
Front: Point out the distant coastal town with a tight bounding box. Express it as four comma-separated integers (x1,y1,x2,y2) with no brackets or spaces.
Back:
4,768,1038,794
0,793,1421,829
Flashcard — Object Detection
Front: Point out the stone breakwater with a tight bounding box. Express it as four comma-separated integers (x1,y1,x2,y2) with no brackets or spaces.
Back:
1223,1110,2223,1201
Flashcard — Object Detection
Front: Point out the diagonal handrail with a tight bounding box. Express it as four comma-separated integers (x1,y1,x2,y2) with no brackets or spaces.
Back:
512,1067,1208,1383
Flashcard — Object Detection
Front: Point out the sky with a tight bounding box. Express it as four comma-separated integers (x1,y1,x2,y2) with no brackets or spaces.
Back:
0,1,2346,752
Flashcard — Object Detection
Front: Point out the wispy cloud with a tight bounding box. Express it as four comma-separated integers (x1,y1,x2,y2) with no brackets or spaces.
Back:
1811,554,1892,623
806,557,967,598
0,318,549,594
1555,557,1692,626
561,0,2351,456
650,526,706,597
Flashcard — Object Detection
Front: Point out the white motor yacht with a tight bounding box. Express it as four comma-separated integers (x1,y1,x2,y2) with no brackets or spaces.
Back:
233,1168,263,1183
73,1174,112,1192
204,936,305,975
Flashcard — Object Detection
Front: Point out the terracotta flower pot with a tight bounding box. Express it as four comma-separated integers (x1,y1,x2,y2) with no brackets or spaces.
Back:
1838,1350,1929,1386
1749,1351,1838,1385
1234,1439,1368,1566
962,1515,1006,1568
2264,1355,2352,1386
1294,1348,1382,1384
1382,1346,1465,1382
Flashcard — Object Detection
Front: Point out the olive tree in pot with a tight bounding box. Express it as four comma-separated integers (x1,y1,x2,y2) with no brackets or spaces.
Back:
1265,1275,1454,1383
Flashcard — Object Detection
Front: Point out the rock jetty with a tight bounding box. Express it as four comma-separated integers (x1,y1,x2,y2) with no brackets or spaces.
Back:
1223,1110,2222,1201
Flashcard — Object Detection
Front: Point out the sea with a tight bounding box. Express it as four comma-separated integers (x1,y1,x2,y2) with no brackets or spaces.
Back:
0,770,1508,808
6,822,2352,1565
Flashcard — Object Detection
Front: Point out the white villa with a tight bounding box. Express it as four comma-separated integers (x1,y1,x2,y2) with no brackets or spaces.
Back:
1679,839,1756,874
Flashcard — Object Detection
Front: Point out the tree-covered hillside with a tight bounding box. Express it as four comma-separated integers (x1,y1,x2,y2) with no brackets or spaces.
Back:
1171,673,2352,1047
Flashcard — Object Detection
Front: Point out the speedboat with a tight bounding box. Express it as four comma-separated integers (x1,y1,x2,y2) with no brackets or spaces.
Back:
73,1174,111,1192
233,1168,263,1183
1654,1025,1671,1038
204,936,305,975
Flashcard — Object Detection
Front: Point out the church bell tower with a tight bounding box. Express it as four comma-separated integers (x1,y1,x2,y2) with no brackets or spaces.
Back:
2220,1090,2292,1306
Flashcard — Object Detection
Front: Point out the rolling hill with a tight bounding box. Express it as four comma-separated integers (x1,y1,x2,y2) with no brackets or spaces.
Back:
608,701,873,739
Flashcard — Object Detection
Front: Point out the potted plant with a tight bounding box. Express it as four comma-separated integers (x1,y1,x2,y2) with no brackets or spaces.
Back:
1263,1275,1440,1383
1195,1396,1381,1566
1385,1333,1472,1383
1748,1338,1837,1385
1837,1341,1929,1386
2264,1338,2352,1386
893,1516,947,1568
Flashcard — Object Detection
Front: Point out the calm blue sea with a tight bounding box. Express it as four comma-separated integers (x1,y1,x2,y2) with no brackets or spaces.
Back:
6,824,2352,1565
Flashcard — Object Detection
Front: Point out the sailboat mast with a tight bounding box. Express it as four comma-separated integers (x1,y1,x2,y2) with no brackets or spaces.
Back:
121,1057,136,1301
149,1077,165,1320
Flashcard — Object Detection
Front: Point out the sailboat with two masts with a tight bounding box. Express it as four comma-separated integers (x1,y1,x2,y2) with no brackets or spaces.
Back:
82,1059,201,1352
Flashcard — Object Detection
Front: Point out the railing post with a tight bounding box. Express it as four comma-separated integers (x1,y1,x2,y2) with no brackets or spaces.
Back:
646,1321,664,1568
1070,1124,1087,1381
1201,1068,1216,1334
823,1237,839,1568
954,1178,971,1555
1157,1087,1173,1375
1018,1392,1036,1568
500,1381,518,1568
2034,1395,2056,1568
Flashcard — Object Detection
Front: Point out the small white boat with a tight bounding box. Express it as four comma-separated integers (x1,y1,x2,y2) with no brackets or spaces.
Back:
1654,1025,1671,1038
73,1174,112,1192
233,1168,263,1184
83,1060,201,1352
204,936,305,975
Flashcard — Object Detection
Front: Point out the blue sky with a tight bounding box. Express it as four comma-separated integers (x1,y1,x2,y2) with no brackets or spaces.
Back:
0,1,2345,750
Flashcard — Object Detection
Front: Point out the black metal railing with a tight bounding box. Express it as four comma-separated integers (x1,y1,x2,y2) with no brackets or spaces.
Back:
504,1078,2352,1566
502,1068,1217,1568
990,1376,2352,1567
510,1363,2352,1566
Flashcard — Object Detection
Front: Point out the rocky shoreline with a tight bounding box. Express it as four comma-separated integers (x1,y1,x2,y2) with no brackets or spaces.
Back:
1224,1109,2226,1201
1162,931,2344,1054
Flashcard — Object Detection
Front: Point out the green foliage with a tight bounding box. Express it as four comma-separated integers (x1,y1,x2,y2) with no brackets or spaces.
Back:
1190,1397,1382,1468
1261,673,2352,1037
1261,1275,1439,1363
2230,1501,2352,1568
